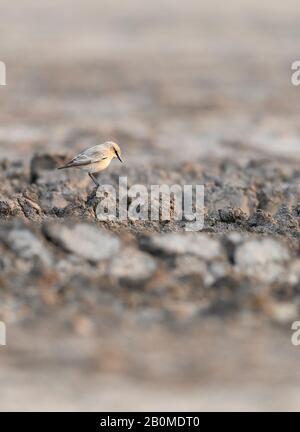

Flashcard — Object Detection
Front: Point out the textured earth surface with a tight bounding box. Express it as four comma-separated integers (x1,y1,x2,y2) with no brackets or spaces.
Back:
1,0,300,411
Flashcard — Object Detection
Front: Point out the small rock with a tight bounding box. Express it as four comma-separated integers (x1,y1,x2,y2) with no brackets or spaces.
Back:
235,238,290,267
174,255,227,287
275,206,299,231
174,255,208,277
3,228,50,262
218,207,247,223
0,200,11,217
225,232,244,244
0,199,20,219
208,261,231,282
248,209,274,227
39,192,69,213
17,196,42,221
146,232,222,260
44,222,120,262
109,247,157,282
235,238,290,282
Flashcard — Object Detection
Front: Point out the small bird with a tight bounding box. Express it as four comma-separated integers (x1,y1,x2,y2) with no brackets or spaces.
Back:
58,141,123,186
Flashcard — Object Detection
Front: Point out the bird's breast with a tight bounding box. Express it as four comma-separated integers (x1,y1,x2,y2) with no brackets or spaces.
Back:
88,158,112,173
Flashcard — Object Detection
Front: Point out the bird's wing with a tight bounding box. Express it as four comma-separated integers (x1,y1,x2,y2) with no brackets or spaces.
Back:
58,148,107,169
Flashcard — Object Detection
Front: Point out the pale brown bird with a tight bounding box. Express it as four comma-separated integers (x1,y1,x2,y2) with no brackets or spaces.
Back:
58,141,123,186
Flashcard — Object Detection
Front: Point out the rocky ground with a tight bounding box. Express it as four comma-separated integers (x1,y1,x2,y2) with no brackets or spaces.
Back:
1,0,300,411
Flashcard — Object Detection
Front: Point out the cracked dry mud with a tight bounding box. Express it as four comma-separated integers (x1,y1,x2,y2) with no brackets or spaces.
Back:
1,0,300,411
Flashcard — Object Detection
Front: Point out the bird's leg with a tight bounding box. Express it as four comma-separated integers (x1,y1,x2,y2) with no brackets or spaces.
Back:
89,172,100,187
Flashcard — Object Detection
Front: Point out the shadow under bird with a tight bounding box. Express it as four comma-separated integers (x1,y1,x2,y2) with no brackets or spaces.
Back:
58,141,123,186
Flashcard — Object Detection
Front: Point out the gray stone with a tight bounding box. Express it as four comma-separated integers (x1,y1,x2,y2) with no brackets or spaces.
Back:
109,247,157,282
248,209,274,227
147,232,222,260
218,207,247,223
235,238,290,267
5,229,50,262
17,196,42,222
40,192,69,213
174,255,208,277
45,222,120,262
0,199,20,219
235,238,290,282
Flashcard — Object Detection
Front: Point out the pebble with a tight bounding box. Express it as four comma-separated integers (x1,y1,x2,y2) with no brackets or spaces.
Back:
109,247,157,282
147,232,222,260
235,238,290,268
44,222,120,262
4,228,50,263
235,238,290,282
40,192,69,213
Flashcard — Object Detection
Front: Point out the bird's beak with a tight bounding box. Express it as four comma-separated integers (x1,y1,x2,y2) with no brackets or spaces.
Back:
116,152,123,163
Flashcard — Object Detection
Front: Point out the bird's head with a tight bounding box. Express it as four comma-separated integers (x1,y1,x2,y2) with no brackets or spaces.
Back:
106,141,123,163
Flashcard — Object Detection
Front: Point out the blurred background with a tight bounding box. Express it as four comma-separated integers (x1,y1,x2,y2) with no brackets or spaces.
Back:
1,0,300,411
1,0,300,164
